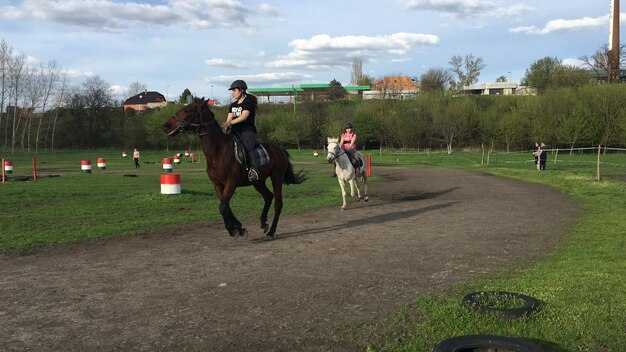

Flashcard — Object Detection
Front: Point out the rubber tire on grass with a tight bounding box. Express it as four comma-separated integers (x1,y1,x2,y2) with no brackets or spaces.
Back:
123,174,138,177
462,291,540,318
434,335,545,352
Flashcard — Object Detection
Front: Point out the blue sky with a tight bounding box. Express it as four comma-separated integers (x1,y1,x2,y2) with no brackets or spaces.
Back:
0,0,622,102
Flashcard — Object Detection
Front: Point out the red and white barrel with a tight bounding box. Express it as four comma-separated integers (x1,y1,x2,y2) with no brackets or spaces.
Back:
97,157,106,170
163,157,173,173
4,160,13,174
190,152,195,163
81,160,92,174
184,150,190,157
160,174,181,194
122,151,128,158
313,149,319,157
173,155,181,164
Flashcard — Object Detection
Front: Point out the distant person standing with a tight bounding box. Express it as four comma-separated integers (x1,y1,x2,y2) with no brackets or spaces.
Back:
533,142,540,171
539,142,548,171
133,148,140,168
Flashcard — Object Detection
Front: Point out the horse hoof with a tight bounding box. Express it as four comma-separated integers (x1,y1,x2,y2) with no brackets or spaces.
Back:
364,197,369,202
261,224,270,234
239,228,248,239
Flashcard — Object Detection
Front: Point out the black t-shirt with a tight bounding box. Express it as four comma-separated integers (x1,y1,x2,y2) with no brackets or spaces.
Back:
229,95,257,134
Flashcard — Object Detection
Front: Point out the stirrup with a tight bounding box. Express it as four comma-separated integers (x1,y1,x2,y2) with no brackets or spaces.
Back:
248,168,259,181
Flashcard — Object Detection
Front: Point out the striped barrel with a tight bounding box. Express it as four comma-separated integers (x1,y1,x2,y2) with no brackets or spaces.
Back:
184,150,190,157
313,149,319,157
163,158,173,173
160,174,181,194
173,155,181,164
122,151,128,158
81,160,92,174
97,158,106,170
4,160,13,174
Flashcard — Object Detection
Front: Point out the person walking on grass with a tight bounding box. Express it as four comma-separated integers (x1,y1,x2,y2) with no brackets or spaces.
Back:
133,148,140,168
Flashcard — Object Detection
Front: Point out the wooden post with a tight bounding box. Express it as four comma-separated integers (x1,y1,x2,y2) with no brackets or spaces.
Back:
1,159,5,184
554,148,559,166
33,157,37,183
597,144,601,181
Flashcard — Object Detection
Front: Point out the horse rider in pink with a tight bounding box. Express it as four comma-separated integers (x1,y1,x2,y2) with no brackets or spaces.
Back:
340,122,360,173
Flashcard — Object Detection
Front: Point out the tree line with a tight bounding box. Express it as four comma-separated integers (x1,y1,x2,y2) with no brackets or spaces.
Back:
1,35,625,154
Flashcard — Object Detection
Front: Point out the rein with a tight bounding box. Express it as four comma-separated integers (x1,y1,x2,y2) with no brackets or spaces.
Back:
170,103,219,136
327,143,346,162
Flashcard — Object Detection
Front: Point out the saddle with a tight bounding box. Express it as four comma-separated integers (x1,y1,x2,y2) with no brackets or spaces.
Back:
346,151,363,170
232,136,270,169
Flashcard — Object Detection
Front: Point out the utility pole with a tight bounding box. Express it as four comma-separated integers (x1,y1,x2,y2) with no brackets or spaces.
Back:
608,0,620,83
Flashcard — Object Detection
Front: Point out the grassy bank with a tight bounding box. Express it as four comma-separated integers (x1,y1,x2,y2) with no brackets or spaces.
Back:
363,150,626,351
0,149,342,252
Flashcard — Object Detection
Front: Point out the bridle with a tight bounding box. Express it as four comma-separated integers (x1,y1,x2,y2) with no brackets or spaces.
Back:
169,102,219,136
326,142,345,163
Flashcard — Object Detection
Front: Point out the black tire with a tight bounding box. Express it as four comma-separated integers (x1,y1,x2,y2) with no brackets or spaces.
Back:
122,174,138,177
462,291,541,318
434,335,545,352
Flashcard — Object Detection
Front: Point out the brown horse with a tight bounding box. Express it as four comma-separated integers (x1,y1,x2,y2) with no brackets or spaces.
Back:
163,98,305,239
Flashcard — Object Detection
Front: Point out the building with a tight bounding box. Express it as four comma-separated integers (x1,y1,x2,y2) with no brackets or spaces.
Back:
461,82,534,96
123,90,167,112
248,83,370,103
363,75,419,100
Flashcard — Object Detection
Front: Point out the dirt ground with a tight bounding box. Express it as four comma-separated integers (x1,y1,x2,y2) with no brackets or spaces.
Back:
0,167,577,351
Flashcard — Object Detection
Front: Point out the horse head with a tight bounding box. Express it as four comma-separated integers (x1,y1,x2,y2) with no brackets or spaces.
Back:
163,98,216,136
326,137,341,163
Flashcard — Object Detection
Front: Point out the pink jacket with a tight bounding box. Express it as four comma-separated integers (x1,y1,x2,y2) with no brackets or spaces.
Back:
340,132,357,151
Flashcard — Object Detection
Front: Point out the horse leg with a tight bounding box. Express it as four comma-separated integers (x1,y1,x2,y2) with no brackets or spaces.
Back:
361,174,369,202
218,185,247,238
265,174,284,238
254,182,274,234
338,178,348,210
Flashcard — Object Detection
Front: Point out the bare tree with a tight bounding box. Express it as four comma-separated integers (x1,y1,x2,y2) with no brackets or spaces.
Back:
580,44,626,82
8,52,27,153
51,72,69,154
128,81,147,97
351,57,363,85
35,61,60,153
419,67,452,92
449,54,485,90
23,65,45,151
0,40,11,152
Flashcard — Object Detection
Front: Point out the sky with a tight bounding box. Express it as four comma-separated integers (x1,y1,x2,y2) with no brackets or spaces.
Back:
0,0,622,103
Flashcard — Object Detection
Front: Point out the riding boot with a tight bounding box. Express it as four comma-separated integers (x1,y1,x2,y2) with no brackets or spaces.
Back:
247,150,259,181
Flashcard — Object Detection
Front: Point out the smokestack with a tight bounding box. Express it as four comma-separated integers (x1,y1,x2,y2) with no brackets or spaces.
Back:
608,0,620,82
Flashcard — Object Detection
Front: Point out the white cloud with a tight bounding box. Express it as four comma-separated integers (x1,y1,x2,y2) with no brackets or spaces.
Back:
207,72,314,86
259,3,280,16
266,32,439,69
510,14,613,35
562,58,585,68
401,0,532,18
205,58,248,69
0,0,248,31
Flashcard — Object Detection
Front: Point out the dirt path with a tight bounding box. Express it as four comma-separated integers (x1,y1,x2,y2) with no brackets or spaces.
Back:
0,167,577,351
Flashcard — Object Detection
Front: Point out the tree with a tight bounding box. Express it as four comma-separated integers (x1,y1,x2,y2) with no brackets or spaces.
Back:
328,79,346,101
449,54,485,90
495,75,508,82
8,52,27,153
580,44,626,83
178,88,197,104
35,60,60,153
419,67,452,92
128,81,147,97
522,57,590,93
0,40,11,152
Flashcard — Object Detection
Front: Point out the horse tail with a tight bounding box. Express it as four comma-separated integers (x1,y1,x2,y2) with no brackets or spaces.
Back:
282,147,306,185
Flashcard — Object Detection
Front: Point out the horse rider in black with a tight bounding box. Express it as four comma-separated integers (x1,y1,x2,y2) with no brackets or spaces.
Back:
222,80,260,181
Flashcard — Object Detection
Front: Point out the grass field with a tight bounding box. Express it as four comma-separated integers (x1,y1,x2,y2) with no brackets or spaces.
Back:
2,147,626,350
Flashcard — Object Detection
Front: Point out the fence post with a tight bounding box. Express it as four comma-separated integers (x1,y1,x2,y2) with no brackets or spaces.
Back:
33,157,37,183
366,154,372,177
597,144,601,181
554,148,559,166
1,159,5,184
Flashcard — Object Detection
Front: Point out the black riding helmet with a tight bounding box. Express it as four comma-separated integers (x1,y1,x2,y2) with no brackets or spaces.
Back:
229,80,248,91
345,122,353,129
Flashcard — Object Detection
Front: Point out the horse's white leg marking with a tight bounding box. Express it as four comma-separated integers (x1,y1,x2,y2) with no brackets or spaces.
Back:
338,177,347,209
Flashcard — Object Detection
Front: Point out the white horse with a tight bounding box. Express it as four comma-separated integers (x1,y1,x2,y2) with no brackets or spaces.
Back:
326,137,369,209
